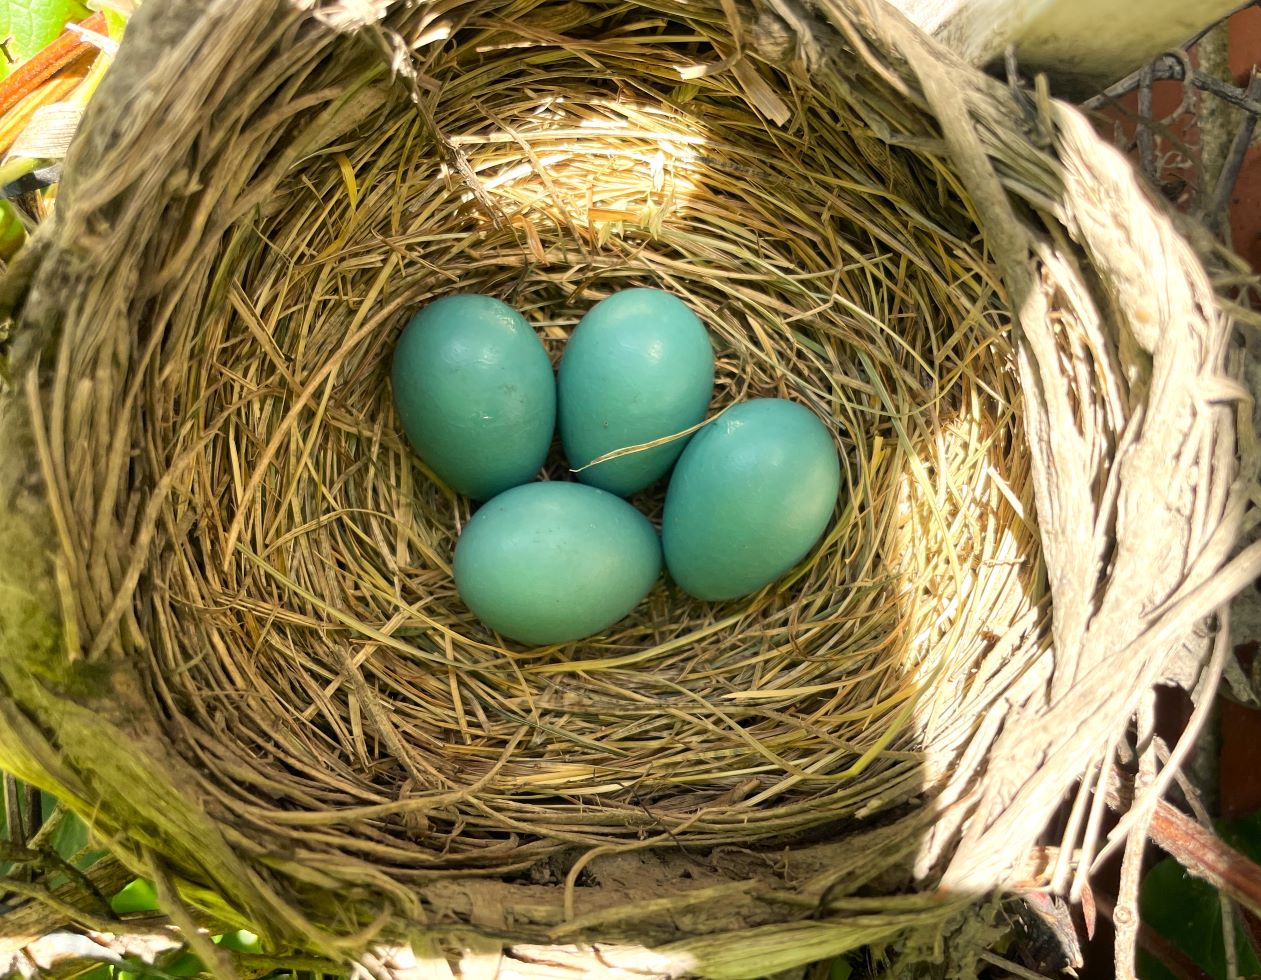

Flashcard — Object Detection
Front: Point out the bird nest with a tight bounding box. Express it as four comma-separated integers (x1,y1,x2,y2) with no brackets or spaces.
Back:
0,0,1256,975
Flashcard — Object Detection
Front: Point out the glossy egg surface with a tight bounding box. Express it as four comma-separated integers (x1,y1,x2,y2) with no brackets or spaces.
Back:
558,288,714,496
662,398,840,600
454,481,662,645
392,294,555,501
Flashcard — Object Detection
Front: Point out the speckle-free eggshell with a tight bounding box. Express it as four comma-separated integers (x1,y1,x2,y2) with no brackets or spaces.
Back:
662,398,840,601
392,294,555,501
559,288,714,496
454,481,662,645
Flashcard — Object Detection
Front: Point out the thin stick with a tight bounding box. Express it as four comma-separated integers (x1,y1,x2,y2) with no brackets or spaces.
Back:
976,949,1049,980
1107,791,1261,919
1114,694,1157,980
1085,56,1261,116
147,851,240,980
1209,72,1261,234
1138,64,1157,181
1095,891,1214,980
21,783,40,848
3,775,23,847
1159,738,1246,978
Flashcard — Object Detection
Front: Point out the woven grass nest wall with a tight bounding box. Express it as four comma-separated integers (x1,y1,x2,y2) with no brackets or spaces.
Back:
1,0,1259,974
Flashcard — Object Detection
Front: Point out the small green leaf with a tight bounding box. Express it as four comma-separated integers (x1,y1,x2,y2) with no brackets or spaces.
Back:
160,951,204,977
215,929,261,954
111,878,159,915
117,965,175,980
115,947,203,980
102,9,128,41
0,0,92,81
827,957,854,980
48,807,92,864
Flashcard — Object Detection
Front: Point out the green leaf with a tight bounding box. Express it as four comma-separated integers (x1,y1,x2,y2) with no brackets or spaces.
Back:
111,878,159,915
827,958,854,980
115,947,204,980
215,929,261,954
1139,805,1261,980
102,9,128,41
0,0,92,81
45,799,96,868
159,951,204,977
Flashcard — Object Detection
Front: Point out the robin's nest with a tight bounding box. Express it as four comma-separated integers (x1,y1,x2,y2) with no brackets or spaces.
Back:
1,0,1257,976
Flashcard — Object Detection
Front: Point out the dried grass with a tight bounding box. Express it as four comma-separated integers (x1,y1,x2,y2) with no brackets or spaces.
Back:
0,0,1255,973
141,7,1036,865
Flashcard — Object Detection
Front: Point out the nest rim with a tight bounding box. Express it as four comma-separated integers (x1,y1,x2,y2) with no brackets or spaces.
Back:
0,0,1254,973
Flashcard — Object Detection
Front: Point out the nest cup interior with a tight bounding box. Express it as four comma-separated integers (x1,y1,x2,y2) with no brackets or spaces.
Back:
141,0,1044,874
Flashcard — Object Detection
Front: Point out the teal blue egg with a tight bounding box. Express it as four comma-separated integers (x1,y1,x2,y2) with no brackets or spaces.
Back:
454,482,662,645
662,399,840,601
392,294,555,501
559,288,714,496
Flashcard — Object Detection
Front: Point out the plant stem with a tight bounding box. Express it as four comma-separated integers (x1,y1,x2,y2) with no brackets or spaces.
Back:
0,157,38,189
